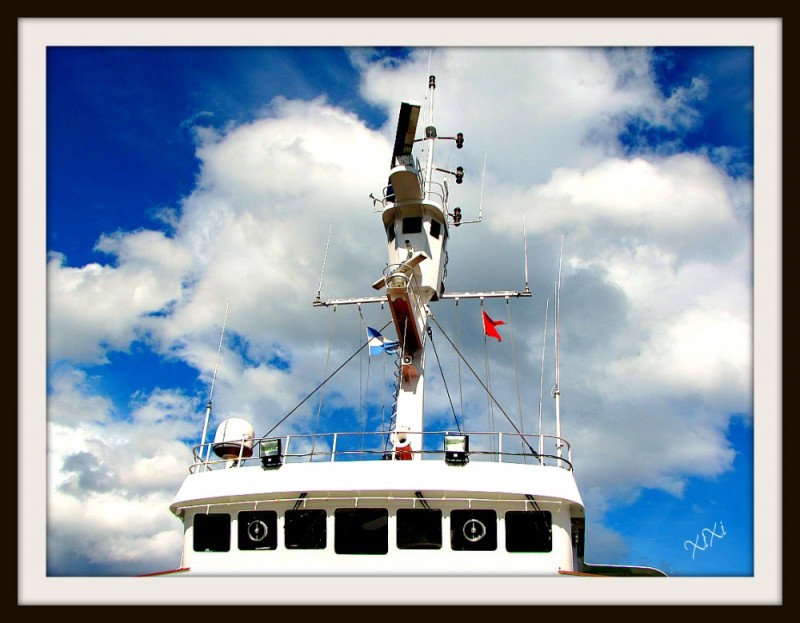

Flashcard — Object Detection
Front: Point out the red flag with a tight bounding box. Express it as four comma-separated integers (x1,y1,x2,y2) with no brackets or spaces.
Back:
482,309,505,342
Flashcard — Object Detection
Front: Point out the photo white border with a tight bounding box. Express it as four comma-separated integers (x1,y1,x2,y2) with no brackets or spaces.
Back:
19,17,782,605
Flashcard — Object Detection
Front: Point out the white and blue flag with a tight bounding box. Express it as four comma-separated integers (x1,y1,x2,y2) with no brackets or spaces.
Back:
367,327,400,356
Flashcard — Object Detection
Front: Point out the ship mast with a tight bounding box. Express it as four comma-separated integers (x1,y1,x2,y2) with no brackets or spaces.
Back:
384,75,442,456
314,75,530,457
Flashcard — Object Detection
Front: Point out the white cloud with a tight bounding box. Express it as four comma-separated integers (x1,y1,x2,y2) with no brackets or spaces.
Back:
44,47,753,575
47,229,194,364
47,371,197,574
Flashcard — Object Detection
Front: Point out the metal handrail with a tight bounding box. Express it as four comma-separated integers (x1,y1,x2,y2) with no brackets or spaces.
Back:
377,178,447,210
423,180,445,206
189,430,573,474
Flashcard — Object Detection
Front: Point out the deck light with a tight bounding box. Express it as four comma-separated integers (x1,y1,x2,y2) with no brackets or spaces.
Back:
260,438,283,469
444,434,469,465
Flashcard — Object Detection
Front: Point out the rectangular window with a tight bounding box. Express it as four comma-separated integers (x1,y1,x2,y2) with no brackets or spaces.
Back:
397,508,442,550
571,517,585,558
450,509,497,551
505,510,552,553
335,508,388,554
238,510,278,550
193,513,230,552
403,216,422,234
387,222,396,243
430,219,441,239
284,509,327,549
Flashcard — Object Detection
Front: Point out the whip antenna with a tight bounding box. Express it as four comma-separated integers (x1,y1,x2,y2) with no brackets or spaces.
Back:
200,300,230,469
523,214,530,294
538,297,549,458
554,236,564,464
477,155,486,223
315,225,333,304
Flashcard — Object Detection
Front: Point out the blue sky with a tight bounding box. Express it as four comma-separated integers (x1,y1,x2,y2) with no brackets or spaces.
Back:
20,18,781,605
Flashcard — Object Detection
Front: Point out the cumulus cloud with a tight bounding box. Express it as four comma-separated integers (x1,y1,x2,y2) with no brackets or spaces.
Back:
47,368,197,575
43,47,752,575
47,229,194,364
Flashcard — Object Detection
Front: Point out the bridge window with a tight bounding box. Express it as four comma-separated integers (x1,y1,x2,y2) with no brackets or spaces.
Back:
335,508,388,554
505,510,552,552
430,219,441,239
193,513,230,552
238,510,277,550
397,508,442,549
387,222,396,243
403,216,422,234
285,509,327,549
450,509,497,551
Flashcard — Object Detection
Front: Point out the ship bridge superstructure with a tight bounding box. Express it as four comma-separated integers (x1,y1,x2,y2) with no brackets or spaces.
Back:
160,75,667,579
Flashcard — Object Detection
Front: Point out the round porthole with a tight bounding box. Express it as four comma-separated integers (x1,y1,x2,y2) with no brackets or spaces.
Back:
462,518,486,542
246,519,269,542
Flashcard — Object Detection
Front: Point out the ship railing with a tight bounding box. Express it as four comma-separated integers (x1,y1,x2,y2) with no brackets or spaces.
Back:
381,264,427,335
189,430,573,473
423,180,446,207
382,264,412,289
376,178,446,211
379,184,394,208
375,156,425,210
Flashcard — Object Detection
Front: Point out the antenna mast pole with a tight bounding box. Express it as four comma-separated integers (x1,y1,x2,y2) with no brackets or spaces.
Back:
315,225,333,304
538,297,549,458
200,300,229,470
477,156,486,223
423,75,436,195
523,214,530,294
554,237,564,463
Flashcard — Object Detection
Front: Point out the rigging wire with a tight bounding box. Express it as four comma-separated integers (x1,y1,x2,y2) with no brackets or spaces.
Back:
358,304,372,451
357,304,365,439
380,303,388,434
506,297,524,431
264,319,392,438
506,296,526,460
311,304,338,456
427,326,461,433
455,298,464,422
366,301,389,434
538,297,550,458
381,335,388,433
481,298,496,452
428,313,539,459
525,494,542,512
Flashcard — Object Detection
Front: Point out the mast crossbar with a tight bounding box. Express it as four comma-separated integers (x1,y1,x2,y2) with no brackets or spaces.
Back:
313,290,531,307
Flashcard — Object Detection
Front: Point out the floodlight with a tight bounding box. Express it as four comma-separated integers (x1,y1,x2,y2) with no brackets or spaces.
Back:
444,434,469,465
260,438,283,469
